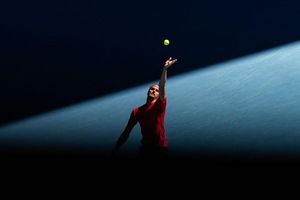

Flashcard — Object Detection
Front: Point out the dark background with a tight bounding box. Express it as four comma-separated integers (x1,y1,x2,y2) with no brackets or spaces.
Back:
1,0,300,126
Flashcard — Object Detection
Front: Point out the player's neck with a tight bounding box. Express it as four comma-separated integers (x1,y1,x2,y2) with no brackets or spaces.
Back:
146,97,157,105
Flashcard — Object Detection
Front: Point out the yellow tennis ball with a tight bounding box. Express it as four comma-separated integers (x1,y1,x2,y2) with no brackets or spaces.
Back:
163,39,170,46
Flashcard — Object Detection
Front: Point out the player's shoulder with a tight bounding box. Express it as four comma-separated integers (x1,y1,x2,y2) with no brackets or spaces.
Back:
158,97,167,103
134,105,143,113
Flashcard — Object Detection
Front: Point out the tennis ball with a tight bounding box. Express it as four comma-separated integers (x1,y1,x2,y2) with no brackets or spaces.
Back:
163,39,170,46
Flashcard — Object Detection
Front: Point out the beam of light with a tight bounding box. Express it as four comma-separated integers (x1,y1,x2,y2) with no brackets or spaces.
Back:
1,41,300,160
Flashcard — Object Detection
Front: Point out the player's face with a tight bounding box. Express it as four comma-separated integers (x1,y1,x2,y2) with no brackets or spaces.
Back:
148,85,159,99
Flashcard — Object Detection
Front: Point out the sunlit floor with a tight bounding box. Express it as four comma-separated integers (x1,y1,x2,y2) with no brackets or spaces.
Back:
1,41,300,162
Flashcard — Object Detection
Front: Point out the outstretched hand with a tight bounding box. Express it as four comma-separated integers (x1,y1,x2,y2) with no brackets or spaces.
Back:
164,57,177,69
111,148,118,159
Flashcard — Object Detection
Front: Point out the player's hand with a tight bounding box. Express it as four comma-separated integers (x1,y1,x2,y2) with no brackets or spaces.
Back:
111,148,118,158
164,57,177,69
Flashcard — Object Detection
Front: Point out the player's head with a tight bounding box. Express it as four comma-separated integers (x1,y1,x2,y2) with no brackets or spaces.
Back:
147,84,159,100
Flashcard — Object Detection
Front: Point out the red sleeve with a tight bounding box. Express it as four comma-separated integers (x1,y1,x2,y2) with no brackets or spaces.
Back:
157,97,167,112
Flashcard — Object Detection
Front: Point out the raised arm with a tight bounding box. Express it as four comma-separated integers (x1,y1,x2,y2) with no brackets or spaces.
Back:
159,57,177,100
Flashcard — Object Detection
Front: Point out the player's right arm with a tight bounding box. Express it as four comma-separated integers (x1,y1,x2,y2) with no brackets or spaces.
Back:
112,111,137,155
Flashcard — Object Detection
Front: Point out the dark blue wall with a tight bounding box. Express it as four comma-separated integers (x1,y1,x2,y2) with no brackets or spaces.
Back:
1,0,300,125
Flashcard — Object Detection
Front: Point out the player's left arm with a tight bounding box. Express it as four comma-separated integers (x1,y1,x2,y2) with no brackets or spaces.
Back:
159,57,177,100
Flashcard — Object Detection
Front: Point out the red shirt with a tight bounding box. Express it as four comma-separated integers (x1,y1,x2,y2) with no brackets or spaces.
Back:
128,98,168,148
